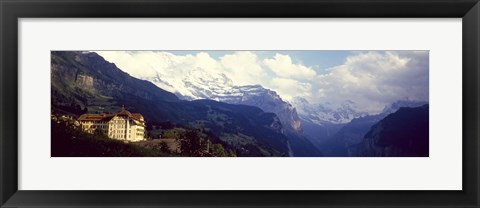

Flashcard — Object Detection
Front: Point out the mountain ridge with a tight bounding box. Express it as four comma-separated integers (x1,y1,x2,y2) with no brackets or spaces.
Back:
119,61,321,156
317,101,429,156
290,97,368,125
51,51,292,157
357,104,429,157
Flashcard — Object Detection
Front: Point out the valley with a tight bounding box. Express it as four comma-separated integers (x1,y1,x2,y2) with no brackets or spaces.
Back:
51,51,429,157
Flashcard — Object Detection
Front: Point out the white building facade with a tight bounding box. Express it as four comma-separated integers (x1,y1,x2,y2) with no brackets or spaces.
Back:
78,107,146,142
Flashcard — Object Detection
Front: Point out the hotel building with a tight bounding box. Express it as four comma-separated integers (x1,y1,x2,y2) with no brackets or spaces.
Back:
78,107,146,142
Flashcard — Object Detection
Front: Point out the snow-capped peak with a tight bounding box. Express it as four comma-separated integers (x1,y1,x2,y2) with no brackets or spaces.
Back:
381,100,429,115
290,97,368,125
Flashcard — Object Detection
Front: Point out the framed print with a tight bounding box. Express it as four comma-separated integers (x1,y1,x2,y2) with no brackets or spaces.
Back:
1,0,479,207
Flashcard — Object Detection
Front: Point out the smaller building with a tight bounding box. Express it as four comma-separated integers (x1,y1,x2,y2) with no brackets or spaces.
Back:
78,107,146,142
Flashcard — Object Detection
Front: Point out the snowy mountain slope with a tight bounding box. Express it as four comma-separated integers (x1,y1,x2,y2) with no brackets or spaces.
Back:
138,67,322,156
140,68,303,134
290,97,368,125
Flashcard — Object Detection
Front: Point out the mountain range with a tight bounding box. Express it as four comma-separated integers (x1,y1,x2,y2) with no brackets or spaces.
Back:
290,97,368,125
133,65,321,156
316,101,428,156
51,51,293,156
51,51,429,157
355,104,429,157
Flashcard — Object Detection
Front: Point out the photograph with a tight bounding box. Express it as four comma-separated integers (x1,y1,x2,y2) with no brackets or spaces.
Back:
51,50,429,157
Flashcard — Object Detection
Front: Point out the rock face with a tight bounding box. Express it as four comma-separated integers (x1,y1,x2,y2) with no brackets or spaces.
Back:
358,104,429,157
75,74,94,89
223,85,303,134
51,51,179,104
216,87,320,157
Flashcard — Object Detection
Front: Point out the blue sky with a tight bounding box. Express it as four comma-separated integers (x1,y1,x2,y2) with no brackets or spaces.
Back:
97,50,429,113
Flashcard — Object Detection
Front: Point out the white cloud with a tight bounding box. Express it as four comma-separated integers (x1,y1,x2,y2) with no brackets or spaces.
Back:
308,51,429,113
95,50,428,114
220,51,268,86
263,53,317,80
95,51,157,78
269,78,312,101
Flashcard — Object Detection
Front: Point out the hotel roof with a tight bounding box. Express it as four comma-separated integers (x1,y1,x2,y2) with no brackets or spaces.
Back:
78,107,144,123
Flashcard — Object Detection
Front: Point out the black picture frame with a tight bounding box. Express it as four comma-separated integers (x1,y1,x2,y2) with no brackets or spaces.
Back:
1,0,479,207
